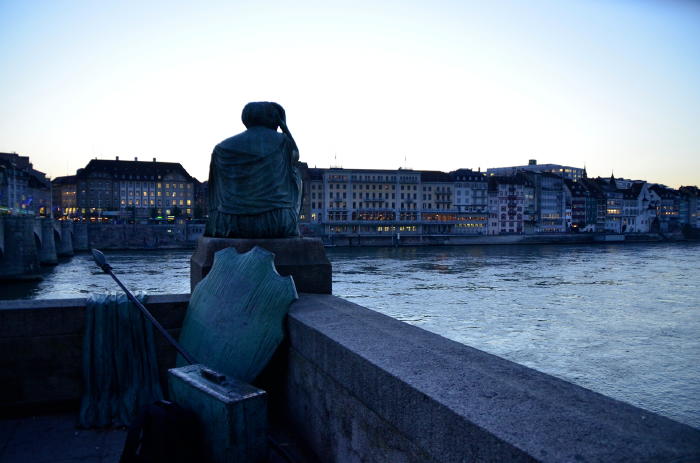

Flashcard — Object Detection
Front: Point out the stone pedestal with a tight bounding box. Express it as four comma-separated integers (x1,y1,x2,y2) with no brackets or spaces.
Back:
191,236,331,294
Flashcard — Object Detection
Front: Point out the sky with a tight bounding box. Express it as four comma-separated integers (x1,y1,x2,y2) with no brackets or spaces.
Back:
0,0,699,187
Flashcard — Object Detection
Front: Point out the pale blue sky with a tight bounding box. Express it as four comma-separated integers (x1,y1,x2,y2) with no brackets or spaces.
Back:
1,0,698,187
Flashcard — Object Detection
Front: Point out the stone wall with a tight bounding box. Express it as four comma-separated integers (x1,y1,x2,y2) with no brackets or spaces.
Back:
87,223,203,249
57,220,74,257
38,218,58,264
270,294,700,462
327,232,664,247
1,294,699,461
0,295,189,410
73,222,89,251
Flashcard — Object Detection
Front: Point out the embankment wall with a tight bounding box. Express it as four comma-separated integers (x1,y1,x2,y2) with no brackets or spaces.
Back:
1,294,698,461
327,232,665,247
86,223,204,249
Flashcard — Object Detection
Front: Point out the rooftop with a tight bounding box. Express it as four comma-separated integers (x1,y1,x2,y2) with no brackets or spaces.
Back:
76,159,195,182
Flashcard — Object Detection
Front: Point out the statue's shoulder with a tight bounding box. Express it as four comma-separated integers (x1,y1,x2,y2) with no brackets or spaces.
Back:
216,129,289,152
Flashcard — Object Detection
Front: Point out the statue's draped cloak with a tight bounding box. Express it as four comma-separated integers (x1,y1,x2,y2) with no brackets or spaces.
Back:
208,127,300,216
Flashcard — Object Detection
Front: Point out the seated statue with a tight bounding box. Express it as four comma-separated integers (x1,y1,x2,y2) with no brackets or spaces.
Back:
205,102,301,238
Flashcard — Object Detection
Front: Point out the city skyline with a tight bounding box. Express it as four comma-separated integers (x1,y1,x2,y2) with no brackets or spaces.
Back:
1,1,699,188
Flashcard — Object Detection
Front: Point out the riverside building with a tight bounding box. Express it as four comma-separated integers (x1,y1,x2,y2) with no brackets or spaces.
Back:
0,152,51,215
486,159,585,181
304,165,698,239
309,167,490,239
52,157,197,221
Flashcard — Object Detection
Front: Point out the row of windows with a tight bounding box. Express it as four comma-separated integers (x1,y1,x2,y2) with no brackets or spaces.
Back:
326,183,424,191
87,182,191,189
120,199,191,206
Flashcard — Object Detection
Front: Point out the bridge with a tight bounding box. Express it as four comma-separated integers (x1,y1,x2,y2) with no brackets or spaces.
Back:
0,216,205,279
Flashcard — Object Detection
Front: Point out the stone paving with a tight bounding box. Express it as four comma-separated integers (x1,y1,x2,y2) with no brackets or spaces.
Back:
0,413,126,463
0,412,309,463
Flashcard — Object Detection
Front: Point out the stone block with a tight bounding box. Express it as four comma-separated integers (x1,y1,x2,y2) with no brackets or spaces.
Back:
168,364,268,463
276,294,700,463
190,236,331,294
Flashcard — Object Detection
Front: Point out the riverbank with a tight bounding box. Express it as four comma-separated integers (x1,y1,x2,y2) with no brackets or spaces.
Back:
322,231,684,247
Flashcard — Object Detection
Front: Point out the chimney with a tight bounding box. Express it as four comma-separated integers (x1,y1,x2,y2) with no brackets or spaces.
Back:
529,159,537,165
116,156,119,161
134,157,138,161
153,157,156,162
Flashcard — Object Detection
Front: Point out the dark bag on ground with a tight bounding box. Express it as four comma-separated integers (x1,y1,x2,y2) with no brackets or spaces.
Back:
120,400,202,463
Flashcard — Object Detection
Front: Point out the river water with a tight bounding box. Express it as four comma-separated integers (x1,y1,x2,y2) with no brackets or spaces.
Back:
2,243,699,429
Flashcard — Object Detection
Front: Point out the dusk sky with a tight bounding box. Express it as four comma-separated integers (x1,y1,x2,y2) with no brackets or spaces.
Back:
1,0,698,187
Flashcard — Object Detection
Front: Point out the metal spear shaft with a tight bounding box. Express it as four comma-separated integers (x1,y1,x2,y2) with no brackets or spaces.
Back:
91,248,197,365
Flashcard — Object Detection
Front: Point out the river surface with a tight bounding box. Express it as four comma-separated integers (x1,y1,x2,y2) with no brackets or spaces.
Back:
2,243,699,429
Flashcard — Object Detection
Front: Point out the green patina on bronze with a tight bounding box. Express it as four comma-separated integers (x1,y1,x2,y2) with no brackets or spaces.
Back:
178,246,298,382
79,292,163,428
205,101,302,238
168,364,268,463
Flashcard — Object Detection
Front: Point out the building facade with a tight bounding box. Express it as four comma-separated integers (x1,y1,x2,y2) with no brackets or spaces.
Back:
486,159,585,182
53,157,197,221
0,152,51,215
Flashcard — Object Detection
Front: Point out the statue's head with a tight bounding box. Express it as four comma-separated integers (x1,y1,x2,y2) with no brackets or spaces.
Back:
242,102,286,130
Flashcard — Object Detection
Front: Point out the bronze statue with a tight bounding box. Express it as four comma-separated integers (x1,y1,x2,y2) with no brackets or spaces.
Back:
205,102,301,238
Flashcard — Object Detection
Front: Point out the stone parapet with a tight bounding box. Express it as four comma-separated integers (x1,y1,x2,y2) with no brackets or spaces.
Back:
2,294,699,461
190,236,331,294
268,294,700,462
0,294,190,410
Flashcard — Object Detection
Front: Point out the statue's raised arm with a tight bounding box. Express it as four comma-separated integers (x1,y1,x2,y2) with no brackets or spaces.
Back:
205,102,301,239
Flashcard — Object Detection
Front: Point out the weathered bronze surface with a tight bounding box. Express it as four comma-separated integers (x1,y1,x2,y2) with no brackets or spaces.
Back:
179,246,298,382
169,364,267,463
205,101,302,238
